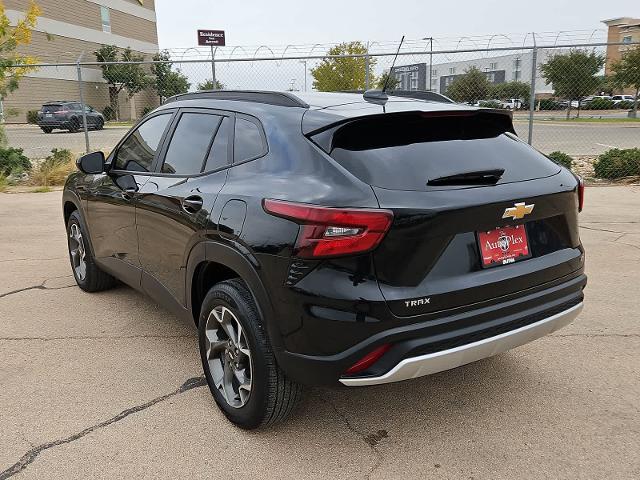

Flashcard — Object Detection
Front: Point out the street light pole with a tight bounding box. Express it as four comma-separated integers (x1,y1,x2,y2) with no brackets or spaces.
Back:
299,60,307,92
422,37,434,91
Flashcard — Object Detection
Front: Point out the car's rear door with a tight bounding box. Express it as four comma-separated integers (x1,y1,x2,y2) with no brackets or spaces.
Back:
136,108,232,306
86,111,174,287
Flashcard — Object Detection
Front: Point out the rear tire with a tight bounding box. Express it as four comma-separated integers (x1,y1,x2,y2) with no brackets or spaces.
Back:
67,210,116,292
41,127,52,134
68,117,80,133
199,279,302,429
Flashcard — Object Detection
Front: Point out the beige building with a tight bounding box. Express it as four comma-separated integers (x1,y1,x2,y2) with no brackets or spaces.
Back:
4,0,160,122
602,17,640,76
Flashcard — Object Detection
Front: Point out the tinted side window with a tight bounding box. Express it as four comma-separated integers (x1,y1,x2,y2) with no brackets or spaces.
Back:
234,118,266,162
114,114,172,171
204,116,230,171
162,113,224,174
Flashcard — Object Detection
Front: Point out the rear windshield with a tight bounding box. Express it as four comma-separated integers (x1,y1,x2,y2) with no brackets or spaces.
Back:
42,104,62,113
315,112,560,191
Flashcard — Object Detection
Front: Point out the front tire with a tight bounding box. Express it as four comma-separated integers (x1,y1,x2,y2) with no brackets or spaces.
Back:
41,127,52,134
95,118,104,130
68,117,80,133
67,210,116,292
199,279,301,429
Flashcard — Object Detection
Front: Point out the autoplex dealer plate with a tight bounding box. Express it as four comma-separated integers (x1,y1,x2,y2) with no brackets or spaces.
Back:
477,224,531,268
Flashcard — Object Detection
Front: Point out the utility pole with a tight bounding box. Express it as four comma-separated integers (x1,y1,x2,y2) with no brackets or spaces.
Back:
76,51,90,153
422,37,434,91
299,60,307,92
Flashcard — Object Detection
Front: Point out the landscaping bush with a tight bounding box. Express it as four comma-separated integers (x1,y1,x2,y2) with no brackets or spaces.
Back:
538,98,562,110
586,98,615,110
615,100,635,110
0,147,31,176
478,100,501,108
27,110,39,124
29,149,76,186
593,148,640,179
0,174,8,192
547,151,573,170
102,105,115,121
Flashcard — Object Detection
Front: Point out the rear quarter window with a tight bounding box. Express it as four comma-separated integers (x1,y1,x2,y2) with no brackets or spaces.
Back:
234,117,267,162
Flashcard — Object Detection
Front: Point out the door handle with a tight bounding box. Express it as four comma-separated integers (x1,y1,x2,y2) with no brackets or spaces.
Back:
182,195,203,214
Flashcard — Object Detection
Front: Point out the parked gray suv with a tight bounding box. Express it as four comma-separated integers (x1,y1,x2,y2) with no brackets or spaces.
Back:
37,101,104,133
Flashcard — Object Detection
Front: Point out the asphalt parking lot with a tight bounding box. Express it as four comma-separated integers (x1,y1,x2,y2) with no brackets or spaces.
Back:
1,187,639,479
5,121,640,159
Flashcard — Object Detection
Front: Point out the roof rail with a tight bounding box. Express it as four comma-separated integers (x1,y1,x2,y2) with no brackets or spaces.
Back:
164,90,310,108
388,90,455,104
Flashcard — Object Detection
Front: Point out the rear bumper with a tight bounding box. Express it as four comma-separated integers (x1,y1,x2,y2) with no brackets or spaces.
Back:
275,272,586,386
37,120,70,128
340,301,582,386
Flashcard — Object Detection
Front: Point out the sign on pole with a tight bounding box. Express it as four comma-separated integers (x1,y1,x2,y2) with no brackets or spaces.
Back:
198,30,226,46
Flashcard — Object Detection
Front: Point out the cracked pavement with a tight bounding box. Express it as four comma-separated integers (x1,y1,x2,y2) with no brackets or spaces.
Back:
1,188,639,479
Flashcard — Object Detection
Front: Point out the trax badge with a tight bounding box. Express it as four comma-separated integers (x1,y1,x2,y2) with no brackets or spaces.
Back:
502,202,534,220
405,297,431,308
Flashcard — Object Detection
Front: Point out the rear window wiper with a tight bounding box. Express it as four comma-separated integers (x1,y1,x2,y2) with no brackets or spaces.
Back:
427,168,505,186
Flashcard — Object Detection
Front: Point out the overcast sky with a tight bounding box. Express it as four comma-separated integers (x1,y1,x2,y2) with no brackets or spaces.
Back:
156,0,638,50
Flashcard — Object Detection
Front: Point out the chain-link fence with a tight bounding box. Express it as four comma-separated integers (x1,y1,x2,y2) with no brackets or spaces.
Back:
2,38,640,184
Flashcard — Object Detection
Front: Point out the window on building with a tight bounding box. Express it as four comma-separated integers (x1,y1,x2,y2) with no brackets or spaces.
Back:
490,62,498,71
100,6,111,33
449,67,456,75
514,58,522,70
623,35,632,44
431,69,437,77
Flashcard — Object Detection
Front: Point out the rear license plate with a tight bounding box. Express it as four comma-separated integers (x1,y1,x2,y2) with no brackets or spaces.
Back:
477,224,531,268
45,113,52,118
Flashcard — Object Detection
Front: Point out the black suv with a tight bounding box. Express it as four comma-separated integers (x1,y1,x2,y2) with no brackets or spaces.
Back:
37,101,104,133
62,91,586,429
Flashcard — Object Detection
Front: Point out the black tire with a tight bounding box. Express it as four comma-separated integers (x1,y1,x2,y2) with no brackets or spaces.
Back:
199,279,302,429
66,210,116,292
95,118,104,130
68,117,80,133
41,127,52,134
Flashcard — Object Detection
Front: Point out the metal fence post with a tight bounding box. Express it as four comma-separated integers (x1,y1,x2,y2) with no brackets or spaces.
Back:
527,39,538,146
210,45,217,89
76,53,90,153
365,41,370,90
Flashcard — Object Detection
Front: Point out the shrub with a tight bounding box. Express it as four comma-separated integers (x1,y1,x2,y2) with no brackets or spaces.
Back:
478,100,501,108
615,100,635,110
27,110,39,124
547,151,573,170
102,105,115,121
29,149,76,186
593,148,640,179
538,98,562,110
0,147,31,175
586,98,615,110
0,174,7,192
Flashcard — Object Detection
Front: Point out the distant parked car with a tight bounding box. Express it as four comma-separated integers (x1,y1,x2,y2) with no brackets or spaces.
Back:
37,101,104,133
611,95,635,105
500,98,525,110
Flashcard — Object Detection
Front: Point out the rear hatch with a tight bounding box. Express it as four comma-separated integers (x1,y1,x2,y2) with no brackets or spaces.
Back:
308,110,582,317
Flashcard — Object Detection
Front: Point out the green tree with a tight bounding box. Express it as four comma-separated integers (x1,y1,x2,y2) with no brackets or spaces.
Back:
445,67,491,103
540,49,605,119
197,78,225,90
490,81,530,101
610,46,640,118
95,45,151,120
311,42,376,92
151,50,190,102
0,0,41,132
376,71,400,90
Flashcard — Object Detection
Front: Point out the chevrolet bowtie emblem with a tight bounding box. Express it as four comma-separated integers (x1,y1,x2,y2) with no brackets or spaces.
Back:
502,202,535,220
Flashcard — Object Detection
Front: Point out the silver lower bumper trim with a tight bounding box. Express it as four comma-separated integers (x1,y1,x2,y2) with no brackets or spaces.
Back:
340,302,583,387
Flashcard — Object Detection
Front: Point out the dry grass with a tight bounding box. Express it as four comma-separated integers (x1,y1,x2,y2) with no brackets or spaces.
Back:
0,174,8,192
29,149,76,187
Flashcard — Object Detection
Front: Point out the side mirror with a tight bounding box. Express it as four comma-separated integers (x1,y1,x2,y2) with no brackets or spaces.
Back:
76,151,105,174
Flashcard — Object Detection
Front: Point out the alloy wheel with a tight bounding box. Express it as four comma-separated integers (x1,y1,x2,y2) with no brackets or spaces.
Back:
205,305,253,408
69,223,87,281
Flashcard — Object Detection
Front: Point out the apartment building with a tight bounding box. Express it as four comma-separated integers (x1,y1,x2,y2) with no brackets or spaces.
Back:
3,0,160,122
602,17,640,76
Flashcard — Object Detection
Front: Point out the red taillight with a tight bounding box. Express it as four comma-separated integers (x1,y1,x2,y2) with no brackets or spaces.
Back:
578,176,584,212
263,199,393,258
54,110,68,115
344,344,392,375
